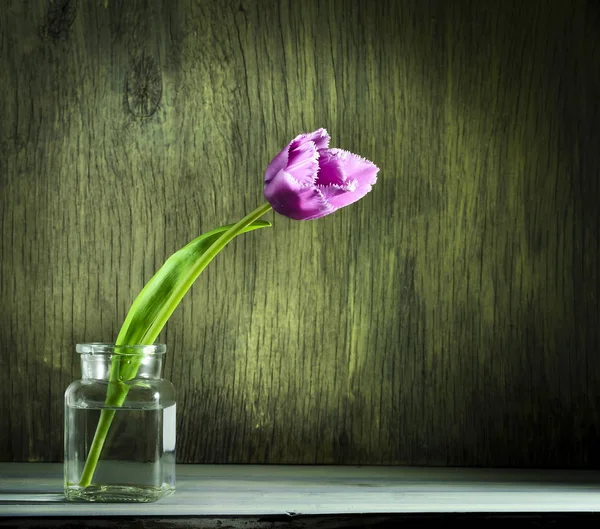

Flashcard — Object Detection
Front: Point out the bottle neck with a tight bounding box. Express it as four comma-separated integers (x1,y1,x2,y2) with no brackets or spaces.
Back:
80,353,163,380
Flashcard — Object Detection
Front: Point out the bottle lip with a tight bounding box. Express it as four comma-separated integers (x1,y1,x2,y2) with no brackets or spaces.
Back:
75,343,167,355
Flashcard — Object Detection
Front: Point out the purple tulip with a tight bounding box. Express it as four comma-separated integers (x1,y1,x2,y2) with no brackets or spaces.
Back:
264,128,379,220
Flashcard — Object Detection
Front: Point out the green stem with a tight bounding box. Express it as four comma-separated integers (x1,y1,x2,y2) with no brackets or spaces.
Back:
77,203,273,488
78,410,115,487
78,358,135,487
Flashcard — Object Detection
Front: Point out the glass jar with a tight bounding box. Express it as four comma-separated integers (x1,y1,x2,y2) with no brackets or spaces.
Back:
64,343,176,502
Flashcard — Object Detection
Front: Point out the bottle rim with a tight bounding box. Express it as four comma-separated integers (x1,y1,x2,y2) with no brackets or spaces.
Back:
75,343,167,355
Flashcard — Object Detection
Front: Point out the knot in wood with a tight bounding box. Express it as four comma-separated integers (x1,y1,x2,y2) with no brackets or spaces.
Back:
41,0,77,41
125,55,163,118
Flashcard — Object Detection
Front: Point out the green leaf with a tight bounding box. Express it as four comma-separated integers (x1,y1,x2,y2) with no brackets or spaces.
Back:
78,205,272,488
115,218,271,350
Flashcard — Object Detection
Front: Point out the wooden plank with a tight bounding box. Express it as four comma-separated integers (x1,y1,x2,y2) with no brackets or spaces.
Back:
2,464,600,517
0,0,599,466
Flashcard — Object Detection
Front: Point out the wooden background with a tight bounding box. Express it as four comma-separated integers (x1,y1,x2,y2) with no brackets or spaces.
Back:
1,0,599,467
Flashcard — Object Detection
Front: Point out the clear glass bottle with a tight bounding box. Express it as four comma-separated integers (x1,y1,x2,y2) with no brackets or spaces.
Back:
64,343,176,502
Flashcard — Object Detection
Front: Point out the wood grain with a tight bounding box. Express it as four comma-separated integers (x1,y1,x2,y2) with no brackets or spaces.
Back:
0,0,599,466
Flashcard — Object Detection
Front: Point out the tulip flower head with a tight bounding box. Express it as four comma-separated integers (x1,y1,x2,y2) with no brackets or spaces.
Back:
264,129,379,220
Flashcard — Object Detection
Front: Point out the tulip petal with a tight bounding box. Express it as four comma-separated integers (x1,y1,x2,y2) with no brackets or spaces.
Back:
314,148,346,187
291,128,330,151
265,146,290,184
317,150,379,210
331,148,379,187
264,169,335,220
266,129,330,184
285,139,320,185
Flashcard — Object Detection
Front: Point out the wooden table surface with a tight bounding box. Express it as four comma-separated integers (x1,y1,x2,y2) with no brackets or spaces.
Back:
2,463,600,518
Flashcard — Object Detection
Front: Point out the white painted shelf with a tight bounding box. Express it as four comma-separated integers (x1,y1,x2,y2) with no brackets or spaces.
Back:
1,464,600,517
